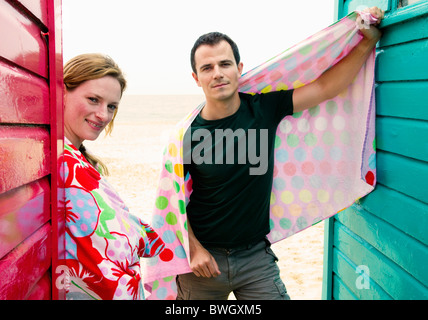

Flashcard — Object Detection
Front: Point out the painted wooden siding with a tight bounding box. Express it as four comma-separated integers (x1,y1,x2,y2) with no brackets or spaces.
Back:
323,0,428,300
0,0,64,300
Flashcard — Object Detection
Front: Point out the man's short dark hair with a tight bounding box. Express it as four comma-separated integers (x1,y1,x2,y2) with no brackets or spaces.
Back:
190,32,241,74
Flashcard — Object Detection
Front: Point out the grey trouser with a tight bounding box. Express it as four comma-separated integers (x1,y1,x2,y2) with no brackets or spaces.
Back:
176,238,290,300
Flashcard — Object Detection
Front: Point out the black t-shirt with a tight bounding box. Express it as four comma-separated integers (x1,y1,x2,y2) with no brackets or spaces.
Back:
183,90,294,248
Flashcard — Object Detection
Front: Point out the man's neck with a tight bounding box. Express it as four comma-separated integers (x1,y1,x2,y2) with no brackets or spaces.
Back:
201,93,241,121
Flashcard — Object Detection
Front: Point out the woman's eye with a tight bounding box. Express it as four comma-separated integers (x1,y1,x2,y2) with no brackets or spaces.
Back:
108,105,117,112
88,97,98,103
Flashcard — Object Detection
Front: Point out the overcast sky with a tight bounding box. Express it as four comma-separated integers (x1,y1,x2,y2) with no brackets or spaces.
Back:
62,0,336,95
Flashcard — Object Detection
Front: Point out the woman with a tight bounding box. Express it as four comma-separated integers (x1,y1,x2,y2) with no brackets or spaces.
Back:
62,53,165,300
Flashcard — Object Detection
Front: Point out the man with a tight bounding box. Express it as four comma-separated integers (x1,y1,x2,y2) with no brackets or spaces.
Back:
177,7,384,300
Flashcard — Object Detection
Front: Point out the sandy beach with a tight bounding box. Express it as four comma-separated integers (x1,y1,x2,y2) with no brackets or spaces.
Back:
85,94,325,300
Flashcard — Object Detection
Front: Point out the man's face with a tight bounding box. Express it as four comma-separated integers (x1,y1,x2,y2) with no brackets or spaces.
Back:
192,40,243,103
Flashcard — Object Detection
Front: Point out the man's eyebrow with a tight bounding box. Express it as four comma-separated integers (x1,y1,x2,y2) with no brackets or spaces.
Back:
199,63,212,70
199,59,234,70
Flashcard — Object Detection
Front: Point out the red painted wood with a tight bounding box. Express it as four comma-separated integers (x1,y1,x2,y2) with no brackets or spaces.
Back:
0,59,50,124
47,0,65,300
12,0,49,27
0,0,63,300
0,1,48,78
26,272,51,300
0,223,51,300
0,178,50,259
0,126,50,194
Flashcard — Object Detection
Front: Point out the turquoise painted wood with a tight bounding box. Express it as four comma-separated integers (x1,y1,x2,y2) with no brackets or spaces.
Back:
323,0,428,300
376,39,428,82
360,184,428,246
377,151,428,202
343,0,390,14
376,117,428,162
376,82,428,120
333,222,427,299
336,206,428,288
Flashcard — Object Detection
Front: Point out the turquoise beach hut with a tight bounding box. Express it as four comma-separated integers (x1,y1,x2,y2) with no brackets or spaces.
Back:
322,0,428,300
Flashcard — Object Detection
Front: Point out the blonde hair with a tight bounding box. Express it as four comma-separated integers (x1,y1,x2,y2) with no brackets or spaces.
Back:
63,53,127,175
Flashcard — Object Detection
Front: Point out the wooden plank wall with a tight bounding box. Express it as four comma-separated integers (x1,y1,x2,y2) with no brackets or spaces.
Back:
323,0,428,300
0,0,64,300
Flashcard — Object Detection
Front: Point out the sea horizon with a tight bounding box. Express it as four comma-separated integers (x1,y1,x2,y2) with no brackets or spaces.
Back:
115,94,205,124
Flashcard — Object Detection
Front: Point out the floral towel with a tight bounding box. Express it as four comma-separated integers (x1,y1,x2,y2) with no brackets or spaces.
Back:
61,139,165,300
144,11,377,300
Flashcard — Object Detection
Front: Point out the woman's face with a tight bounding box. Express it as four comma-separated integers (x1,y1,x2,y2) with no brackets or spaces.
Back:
64,76,121,147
